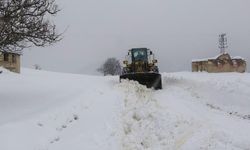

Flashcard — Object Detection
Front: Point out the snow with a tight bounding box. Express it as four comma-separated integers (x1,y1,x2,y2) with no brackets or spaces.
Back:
0,67,122,150
191,53,228,62
0,68,250,150
233,56,245,60
191,52,246,62
0,50,22,55
192,57,217,62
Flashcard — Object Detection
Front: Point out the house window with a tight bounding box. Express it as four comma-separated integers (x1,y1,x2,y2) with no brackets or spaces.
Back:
4,53,9,62
12,54,16,63
217,61,223,68
232,60,238,67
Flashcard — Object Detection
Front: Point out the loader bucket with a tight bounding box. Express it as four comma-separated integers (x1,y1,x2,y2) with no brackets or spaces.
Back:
120,73,162,90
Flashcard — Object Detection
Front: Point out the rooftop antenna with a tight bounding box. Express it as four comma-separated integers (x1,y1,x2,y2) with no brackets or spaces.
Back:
219,33,228,54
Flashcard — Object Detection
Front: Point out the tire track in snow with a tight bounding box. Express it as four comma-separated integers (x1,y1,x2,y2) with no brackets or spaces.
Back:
35,100,87,150
160,74,250,150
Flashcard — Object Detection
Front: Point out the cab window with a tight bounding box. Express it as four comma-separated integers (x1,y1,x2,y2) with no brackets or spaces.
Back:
133,50,146,61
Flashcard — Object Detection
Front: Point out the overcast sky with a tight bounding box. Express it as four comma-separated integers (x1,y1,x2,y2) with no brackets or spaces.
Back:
22,0,250,74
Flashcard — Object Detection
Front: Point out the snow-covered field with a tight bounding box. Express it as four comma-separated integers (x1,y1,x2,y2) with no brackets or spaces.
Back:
0,68,250,150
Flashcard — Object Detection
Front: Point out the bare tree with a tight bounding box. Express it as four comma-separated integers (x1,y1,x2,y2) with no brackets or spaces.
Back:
33,64,42,70
98,58,122,76
0,0,61,53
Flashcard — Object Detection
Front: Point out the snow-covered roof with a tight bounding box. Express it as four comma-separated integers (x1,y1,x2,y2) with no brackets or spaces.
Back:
232,56,245,60
0,50,21,55
192,53,228,62
192,52,245,62
191,58,209,62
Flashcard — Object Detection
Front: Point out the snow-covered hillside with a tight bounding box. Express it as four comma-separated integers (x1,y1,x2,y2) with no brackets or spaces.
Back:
0,68,250,150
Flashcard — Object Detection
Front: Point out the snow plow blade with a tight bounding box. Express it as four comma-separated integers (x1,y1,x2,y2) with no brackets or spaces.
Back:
120,73,162,90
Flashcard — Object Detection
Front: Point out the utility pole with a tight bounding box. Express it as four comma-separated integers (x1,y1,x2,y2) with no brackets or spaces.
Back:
219,33,228,54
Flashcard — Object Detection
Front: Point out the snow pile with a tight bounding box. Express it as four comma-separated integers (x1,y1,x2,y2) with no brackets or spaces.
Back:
0,69,250,150
118,80,199,150
0,67,11,74
119,80,164,149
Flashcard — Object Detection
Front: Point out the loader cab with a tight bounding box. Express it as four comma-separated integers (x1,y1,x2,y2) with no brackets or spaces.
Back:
131,48,148,62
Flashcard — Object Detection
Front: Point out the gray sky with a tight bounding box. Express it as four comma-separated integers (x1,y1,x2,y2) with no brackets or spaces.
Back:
22,0,250,74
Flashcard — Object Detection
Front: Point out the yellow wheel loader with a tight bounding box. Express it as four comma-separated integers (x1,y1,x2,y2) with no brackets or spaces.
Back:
120,48,162,90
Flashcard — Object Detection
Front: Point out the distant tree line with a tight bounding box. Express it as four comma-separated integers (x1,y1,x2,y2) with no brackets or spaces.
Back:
98,57,121,76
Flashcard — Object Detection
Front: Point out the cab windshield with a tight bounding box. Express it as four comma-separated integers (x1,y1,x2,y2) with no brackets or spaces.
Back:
132,49,147,61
